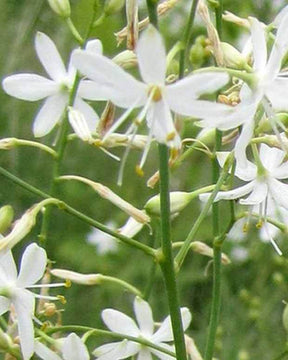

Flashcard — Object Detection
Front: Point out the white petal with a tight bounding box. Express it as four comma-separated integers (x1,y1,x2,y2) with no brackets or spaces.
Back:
102,308,140,336
150,343,175,360
152,308,191,343
208,181,255,202
94,340,139,360
167,72,229,101
133,297,154,336
63,333,89,360
35,32,67,82
33,93,68,137
259,143,285,171
72,50,146,108
86,39,103,55
136,25,166,84
266,13,288,79
239,181,268,205
146,99,181,148
34,341,62,360
137,348,153,360
167,97,232,119
17,243,47,287
249,17,267,72
14,290,35,360
2,74,58,101
265,78,288,111
77,80,110,101
74,97,99,131
273,162,288,179
269,178,288,210
274,5,288,27
234,120,255,168
0,250,17,282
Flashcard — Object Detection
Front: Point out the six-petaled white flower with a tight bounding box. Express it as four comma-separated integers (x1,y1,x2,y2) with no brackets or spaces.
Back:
199,13,288,166
72,25,230,158
2,32,104,137
93,296,191,360
0,243,49,360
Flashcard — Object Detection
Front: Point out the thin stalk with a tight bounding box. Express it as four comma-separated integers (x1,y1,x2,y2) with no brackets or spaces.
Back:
158,144,187,360
45,325,176,357
204,3,223,358
178,0,199,79
175,152,234,270
0,166,156,258
146,0,159,28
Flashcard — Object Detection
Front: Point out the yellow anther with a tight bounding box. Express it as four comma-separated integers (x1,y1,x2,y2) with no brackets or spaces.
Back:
166,131,176,141
242,222,249,233
65,279,72,288
135,165,144,177
256,220,263,229
57,295,67,304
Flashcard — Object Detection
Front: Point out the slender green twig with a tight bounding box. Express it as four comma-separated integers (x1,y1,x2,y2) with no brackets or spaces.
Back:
175,152,234,270
146,0,159,28
158,144,187,360
178,0,199,78
0,166,156,257
44,325,176,357
204,3,224,358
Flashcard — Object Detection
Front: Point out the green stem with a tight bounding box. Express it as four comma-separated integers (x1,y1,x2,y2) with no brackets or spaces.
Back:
146,0,158,28
178,0,199,78
96,274,143,297
158,144,187,360
175,152,234,270
66,17,84,45
0,166,156,258
45,325,176,357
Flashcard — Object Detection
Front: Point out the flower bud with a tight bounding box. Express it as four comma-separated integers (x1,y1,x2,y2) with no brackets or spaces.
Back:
190,241,231,265
0,138,17,150
220,42,248,70
47,0,71,18
51,269,102,285
144,192,194,216
104,0,125,16
118,216,144,238
112,50,137,69
0,205,14,234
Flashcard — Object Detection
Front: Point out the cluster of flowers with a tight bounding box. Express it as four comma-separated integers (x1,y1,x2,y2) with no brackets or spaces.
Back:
2,1,288,359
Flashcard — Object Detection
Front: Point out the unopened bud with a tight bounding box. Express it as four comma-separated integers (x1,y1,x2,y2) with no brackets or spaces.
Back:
189,42,209,69
112,50,137,69
0,328,13,351
190,241,231,264
59,175,150,224
0,138,17,150
47,0,71,18
52,269,102,285
221,42,248,69
104,0,125,16
145,191,194,216
0,205,14,234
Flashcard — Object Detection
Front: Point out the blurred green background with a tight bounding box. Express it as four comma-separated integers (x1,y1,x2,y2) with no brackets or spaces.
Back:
1,1,288,359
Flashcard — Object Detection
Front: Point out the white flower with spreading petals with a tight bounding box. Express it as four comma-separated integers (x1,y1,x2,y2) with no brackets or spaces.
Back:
72,25,230,155
35,333,90,360
2,32,104,137
94,296,191,360
0,243,62,360
200,144,288,253
0,243,46,359
199,13,288,166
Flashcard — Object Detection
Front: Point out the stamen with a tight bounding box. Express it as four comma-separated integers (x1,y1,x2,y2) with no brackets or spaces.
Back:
148,85,162,102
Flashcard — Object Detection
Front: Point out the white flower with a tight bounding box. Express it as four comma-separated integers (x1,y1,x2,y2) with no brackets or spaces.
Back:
35,333,90,360
198,13,288,166
201,144,288,254
72,25,229,153
0,243,48,360
2,33,103,137
94,296,191,360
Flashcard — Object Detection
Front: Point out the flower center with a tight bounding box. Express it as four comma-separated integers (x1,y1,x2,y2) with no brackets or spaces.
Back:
147,85,162,102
